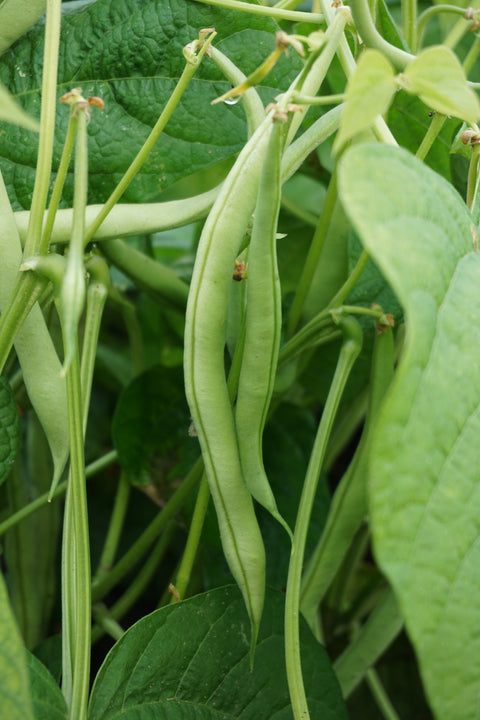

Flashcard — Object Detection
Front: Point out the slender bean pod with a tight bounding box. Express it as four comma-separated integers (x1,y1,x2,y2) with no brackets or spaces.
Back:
184,114,275,661
0,173,69,487
234,118,291,538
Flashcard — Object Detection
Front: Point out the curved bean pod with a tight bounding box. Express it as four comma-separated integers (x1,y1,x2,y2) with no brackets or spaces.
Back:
0,174,69,488
184,114,274,660
234,118,292,539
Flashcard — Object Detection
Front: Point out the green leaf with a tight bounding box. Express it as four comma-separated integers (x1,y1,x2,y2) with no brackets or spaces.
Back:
26,651,68,720
0,0,302,209
338,143,480,720
401,45,480,125
112,365,194,486
0,375,19,486
88,585,347,720
334,49,397,152
0,82,39,131
0,571,34,719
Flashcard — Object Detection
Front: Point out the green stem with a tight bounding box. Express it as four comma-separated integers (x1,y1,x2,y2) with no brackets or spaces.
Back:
172,474,210,601
91,458,203,602
0,451,118,536
91,605,124,642
91,523,176,644
366,669,402,720
83,34,215,247
349,0,413,69
101,238,189,311
401,0,417,52
285,317,362,720
463,34,480,77
281,193,318,228
23,0,62,258
467,142,480,209
333,589,403,698
290,93,346,106
286,170,339,338
209,46,265,136
415,112,446,161
93,472,131,583
192,0,324,23
0,274,49,373
63,342,91,720
444,12,470,50
39,112,78,254
327,249,370,309
416,5,471,51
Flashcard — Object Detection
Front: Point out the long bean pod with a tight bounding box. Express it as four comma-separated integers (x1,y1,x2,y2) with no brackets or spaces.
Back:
234,118,291,538
184,113,274,660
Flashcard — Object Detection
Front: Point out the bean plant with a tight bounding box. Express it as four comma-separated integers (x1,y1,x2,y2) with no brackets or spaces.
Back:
0,0,479,718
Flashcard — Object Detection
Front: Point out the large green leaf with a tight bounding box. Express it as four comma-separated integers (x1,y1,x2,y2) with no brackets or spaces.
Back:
0,571,34,719
0,0,301,209
338,143,480,720
88,585,348,720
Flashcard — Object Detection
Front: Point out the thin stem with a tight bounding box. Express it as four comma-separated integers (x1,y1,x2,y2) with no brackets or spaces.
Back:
94,472,131,583
23,0,62,258
289,93,346,106
285,318,362,720
327,249,370,309
415,112,446,161
63,343,91,720
91,523,176,644
192,0,324,23
0,451,118,537
91,458,203,602
83,34,215,246
348,0,413,69
401,0,417,52
444,13,470,50
172,474,210,601
286,170,338,338
416,5,471,51
463,34,480,77
40,113,78,254
467,143,480,209
366,669,402,720
101,238,189,311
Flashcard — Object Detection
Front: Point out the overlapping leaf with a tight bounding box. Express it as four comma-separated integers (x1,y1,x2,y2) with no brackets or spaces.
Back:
0,0,301,209
338,143,480,720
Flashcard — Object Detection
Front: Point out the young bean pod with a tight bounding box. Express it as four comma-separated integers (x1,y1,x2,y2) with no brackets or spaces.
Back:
184,114,274,660
234,118,292,539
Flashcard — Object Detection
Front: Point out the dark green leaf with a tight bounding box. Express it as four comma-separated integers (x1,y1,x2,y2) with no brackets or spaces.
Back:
88,585,348,720
26,650,68,720
112,365,194,486
0,375,19,486
0,571,34,719
0,0,302,209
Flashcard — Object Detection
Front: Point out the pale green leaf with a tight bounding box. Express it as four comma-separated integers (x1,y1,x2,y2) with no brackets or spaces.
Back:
334,49,396,152
401,45,480,125
0,571,34,719
338,142,480,720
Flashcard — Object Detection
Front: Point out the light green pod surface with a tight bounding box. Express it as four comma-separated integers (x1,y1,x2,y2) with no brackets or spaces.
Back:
0,175,69,488
234,120,291,538
184,116,273,652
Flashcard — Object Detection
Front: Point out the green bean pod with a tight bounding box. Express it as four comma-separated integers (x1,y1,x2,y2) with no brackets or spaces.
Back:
184,114,273,660
234,119,292,539
0,173,69,488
